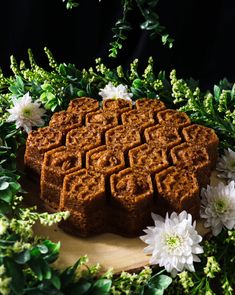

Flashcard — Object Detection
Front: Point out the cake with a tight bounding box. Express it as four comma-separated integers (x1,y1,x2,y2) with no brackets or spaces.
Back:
105,125,141,153
40,146,82,210
157,109,191,129
24,97,219,237
24,127,63,175
144,125,182,150
86,145,125,178
110,168,154,236
155,166,200,218
121,109,155,133
49,111,83,137
182,124,219,167
85,110,119,134
67,97,99,117
136,98,166,114
129,144,169,174
102,98,132,118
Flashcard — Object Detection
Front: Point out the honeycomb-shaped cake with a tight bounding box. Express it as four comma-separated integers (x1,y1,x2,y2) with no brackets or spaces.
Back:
24,97,219,237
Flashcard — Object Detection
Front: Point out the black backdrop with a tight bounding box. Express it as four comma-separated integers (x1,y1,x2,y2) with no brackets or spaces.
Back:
1,0,235,90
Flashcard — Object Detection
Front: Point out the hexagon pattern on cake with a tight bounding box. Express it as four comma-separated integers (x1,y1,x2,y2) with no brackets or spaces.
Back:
24,97,219,237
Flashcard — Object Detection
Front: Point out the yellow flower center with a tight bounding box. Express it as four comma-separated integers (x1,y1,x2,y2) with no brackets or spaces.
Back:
214,199,228,214
165,234,182,250
23,107,32,117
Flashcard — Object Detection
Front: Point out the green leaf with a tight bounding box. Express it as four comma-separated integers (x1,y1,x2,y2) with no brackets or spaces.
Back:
149,274,172,290
0,181,9,190
9,181,21,193
37,244,49,254
70,280,92,295
51,275,61,290
91,279,112,294
14,250,31,264
0,200,10,214
6,259,25,294
60,257,88,288
214,85,221,101
29,259,43,280
0,187,13,203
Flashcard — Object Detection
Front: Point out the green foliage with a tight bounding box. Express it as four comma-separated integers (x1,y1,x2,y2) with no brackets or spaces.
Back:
1,48,235,293
170,70,235,150
62,0,173,58
165,228,235,295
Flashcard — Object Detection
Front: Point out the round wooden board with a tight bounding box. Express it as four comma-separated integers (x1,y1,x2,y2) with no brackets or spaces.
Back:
19,149,217,273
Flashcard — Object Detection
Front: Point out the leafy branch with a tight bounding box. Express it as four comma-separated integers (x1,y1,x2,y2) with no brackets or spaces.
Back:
62,0,174,58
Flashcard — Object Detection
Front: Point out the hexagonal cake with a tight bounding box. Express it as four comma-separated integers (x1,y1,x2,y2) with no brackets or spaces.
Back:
24,97,219,237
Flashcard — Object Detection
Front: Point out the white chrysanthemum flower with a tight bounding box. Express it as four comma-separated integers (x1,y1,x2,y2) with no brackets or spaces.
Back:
200,181,235,236
98,82,133,101
7,92,46,133
216,148,235,180
140,211,203,277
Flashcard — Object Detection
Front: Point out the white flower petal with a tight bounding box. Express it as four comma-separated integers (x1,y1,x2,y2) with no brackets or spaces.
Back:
7,92,45,133
99,82,133,101
140,211,203,277
200,180,235,236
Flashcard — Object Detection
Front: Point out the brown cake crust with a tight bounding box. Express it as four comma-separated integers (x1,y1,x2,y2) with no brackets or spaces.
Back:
110,168,153,211
24,127,63,175
144,125,182,150
86,145,125,177
157,109,191,129
49,111,82,136
67,97,99,116
40,146,83,210
110,168,154,236
136,98,166,114
129,144,169,174
170,142,211,187
155,166,200,218
182,124,219,168
85,110,119,133
105,125,141,152
66,126,102,153
102,98,132,117
121,109,155,133
60,169,106,213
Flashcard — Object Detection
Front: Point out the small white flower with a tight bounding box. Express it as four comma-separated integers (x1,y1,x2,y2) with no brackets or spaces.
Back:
216,148,235,180
200,181,235,236
140,211,203,277
7,92,46,133
98,82,133,101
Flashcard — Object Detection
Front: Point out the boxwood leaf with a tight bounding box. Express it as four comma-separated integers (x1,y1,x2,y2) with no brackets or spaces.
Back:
14,249,31,264
70,280,92,295
0,187,13,203
149,274,172,290
91,279,112,294
6,259,25,294
0,181,9,190
51,275,61,290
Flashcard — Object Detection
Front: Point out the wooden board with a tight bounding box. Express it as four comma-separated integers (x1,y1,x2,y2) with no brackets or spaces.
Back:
33,216,211,273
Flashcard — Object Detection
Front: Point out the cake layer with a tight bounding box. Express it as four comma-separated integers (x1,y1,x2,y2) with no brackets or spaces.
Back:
129,144,169,174
136,98,166,114
49,111,82,136
24,127,63,175
157,109,191,129
67,97,99,116
102,98,132,117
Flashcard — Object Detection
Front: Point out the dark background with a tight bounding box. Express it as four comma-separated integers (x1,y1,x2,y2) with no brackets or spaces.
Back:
0,0,234,90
